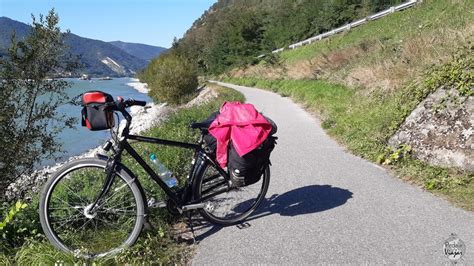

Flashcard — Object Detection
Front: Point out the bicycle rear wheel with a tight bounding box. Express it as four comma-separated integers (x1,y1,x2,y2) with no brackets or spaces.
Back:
39,158,145,258
194,162,270,225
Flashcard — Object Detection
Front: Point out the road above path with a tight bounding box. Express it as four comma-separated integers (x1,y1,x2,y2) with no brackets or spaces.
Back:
192,81,473,264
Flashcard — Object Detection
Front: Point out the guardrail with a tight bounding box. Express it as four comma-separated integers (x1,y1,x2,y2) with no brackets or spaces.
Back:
265,0,420,55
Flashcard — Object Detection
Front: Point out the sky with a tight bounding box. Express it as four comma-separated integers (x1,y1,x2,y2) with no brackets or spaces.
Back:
0,0,217,48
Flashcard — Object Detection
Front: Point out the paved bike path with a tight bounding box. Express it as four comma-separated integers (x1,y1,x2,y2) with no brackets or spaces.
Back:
192,81,473,264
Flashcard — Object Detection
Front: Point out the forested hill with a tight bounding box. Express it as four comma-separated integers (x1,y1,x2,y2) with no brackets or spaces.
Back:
169,0,404,74
0,17,165,77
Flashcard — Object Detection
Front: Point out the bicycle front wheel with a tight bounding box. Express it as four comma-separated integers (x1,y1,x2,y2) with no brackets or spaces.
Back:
194,162,270,226
39,158,145,258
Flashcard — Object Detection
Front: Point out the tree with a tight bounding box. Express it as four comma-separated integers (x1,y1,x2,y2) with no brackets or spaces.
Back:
0,9,77,198
144,52,198,105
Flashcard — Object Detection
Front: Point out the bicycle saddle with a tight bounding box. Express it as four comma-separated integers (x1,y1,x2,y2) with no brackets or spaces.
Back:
190,121,211,129
190,111,219,130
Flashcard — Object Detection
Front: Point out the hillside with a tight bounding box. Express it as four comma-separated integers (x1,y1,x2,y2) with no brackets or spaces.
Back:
109,41,166,61
0,17,148,77
222,0,473,209
168,0,404,74
233,1,473,91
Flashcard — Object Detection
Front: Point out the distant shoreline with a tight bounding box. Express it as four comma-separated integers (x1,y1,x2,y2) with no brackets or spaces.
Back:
127,78,149,94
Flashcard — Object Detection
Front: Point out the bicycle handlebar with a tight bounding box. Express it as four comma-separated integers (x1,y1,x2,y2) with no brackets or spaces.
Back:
126,99,147,107
110,98,147,136
111,98,147,111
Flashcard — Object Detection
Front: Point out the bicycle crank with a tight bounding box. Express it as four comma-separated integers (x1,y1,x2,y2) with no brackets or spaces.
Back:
182,202,215,213
181,203,206,211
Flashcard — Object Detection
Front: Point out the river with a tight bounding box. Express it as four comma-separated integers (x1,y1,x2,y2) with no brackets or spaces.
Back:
41,77,151,166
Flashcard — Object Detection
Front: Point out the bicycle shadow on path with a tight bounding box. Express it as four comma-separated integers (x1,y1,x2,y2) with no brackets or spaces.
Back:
193,184,353,241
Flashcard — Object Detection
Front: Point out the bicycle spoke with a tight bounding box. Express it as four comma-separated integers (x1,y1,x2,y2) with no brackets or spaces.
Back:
51,195,78,209
50,212,83,224
96,184,131,209
77,217,94,232
97,207,136,215
94,217,124,230
48,206,81,211
51,213,82,223
54,216,88,232
61,181,89,205
102,198,134,210
202,180,228,195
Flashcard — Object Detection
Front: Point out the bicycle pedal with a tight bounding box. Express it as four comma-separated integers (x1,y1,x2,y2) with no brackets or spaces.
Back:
149,201,166,208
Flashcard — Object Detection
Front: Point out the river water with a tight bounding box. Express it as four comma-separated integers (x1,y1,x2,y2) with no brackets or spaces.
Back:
41,78,151,166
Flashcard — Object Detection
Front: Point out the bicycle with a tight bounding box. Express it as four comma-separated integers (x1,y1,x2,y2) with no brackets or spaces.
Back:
39,96,274,258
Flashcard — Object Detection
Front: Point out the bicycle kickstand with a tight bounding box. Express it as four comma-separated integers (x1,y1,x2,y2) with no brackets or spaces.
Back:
186,211,196,244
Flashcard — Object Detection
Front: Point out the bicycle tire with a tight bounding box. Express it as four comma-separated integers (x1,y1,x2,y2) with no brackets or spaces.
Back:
193,161,270,226
39,158,145,258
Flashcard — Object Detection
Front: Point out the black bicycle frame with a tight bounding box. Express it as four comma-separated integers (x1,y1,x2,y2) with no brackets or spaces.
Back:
128,134,233,203
90,133,232,212
89,105,232,212
126,134,200,203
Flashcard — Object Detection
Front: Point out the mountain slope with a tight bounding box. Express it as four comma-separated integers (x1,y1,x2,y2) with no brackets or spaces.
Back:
0,17,147,77
0,17,31,48
65,33,147,76
109,41,166,61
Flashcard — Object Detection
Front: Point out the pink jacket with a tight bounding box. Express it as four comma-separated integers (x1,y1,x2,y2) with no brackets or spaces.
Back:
209,102,272,168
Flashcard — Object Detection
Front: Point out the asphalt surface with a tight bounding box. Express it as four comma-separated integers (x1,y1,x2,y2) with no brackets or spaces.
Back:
192,81,474,264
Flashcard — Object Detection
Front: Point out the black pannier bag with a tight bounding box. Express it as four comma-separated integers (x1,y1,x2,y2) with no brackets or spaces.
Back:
81,91,115,131
228,115,277,186
199,112,277,187
228,134,276,187
203,134,217,157
200,112,219,157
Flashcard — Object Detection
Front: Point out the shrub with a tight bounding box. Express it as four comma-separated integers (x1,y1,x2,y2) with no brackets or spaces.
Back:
144,53,198,105
1,200,42,252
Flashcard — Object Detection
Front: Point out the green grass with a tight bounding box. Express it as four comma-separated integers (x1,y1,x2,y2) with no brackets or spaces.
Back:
223,76,473,211
279,0,473,64
0,86,244,265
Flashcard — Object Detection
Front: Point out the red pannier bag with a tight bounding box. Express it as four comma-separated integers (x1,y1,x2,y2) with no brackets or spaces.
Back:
81,91,115,131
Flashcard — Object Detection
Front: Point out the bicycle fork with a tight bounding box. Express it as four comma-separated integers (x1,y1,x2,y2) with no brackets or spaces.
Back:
88,154,121,214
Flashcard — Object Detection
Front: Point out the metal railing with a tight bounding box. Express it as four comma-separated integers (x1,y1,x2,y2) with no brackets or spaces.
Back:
263,0,420,55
